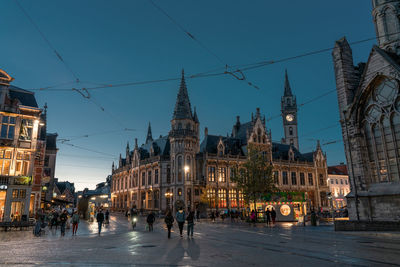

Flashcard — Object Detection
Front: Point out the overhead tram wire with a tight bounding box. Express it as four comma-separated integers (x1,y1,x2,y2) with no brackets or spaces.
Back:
14,0,80,83
29,30,400,93
58,141,116,157
147,0,260,90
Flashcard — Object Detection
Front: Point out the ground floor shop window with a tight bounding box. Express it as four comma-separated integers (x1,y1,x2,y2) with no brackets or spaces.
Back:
11,201,24,221
218,189,226,208
229,189,237,208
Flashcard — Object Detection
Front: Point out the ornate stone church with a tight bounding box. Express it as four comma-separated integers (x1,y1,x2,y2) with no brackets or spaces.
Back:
333,0,400,224
111,70,329,220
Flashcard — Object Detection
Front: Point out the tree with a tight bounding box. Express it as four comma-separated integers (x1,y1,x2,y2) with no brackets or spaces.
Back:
231,144,276,213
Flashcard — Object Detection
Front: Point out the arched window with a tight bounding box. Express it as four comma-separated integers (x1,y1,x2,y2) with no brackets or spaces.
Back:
362,77,399,183
186,156,191,180
257,128,262,143
289,127,293,136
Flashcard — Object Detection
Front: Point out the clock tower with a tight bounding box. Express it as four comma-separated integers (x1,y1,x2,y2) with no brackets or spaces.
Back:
281,70,299,150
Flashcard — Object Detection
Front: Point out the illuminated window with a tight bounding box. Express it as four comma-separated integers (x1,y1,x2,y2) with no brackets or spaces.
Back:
229,189,237,208
208,166,215,182
207,188,216,208
1,116,15,139
218,167,226,182
238,190,244,207
218,189,227,208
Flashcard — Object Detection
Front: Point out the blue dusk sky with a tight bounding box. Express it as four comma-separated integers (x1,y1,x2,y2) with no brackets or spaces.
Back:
2,0,374,190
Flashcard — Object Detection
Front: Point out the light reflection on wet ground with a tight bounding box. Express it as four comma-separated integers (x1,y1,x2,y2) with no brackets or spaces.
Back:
0,214,399,266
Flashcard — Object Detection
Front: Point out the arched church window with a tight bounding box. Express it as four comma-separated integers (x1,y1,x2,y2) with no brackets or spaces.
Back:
257,128,262,143
289,127,293,136
362,77,400,183
186,156,191,180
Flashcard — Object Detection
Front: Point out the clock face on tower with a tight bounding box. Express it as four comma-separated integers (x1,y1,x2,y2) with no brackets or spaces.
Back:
286,114,294,122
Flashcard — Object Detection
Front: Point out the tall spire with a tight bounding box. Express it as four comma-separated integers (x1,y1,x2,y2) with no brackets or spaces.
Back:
284,69,293,96
146,122,153,143
173,69,193,120
193,106,199,123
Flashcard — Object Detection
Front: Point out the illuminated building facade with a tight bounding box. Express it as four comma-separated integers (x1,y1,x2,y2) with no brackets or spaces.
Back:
111,70,329,219
0,69,45,222
328,164,350,209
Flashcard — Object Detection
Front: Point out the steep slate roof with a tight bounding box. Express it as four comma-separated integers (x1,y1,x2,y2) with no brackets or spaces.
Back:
8,85,38,108
235,121,253,143
200,135,244,156
46,133,58,150
138,135,170,160
173,70,193,120
271,142,314,162
328,165,348,175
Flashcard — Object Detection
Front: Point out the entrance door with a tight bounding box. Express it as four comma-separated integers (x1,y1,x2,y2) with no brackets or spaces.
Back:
10,201,24,221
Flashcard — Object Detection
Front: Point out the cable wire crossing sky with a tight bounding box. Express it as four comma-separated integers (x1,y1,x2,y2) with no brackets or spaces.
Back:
1,0,375,190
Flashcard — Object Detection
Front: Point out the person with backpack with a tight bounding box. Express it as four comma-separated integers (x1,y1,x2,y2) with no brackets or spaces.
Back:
175,208,185,237
186,210,195,238
146,212,156,232
164,211,174,239
72,211,80,235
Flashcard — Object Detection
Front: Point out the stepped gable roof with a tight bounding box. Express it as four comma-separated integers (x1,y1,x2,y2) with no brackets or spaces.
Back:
200,134,244,156
328,165,348,175
272,142,313,162
8,85,38,108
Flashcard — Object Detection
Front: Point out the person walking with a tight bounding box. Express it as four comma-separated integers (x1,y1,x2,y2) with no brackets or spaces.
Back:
186,210,195,238
97,209,105,235
266,208,271,225
175,208,186,237
146,212,156,232
250,210,256,225
59,210,68,236
105,210,110,225
72,211,80,235
51,210,59,230
164,211,174,239
271,207,277,225
210,211,215,222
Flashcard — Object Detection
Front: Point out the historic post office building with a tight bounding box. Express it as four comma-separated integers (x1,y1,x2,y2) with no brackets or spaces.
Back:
111,70,330,219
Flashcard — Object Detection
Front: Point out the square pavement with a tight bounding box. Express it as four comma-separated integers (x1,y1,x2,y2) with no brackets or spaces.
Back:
0,213,399,266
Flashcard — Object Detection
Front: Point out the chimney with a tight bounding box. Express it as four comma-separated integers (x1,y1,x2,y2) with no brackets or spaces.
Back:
204,127,208,136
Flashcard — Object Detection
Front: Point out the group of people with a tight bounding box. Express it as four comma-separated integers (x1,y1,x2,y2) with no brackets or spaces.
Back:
249,208,277,225
164,208,195,239
33,208,81,237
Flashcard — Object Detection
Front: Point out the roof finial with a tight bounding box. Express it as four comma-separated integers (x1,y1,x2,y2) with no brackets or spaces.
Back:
146,122,153,143
284,69,293,96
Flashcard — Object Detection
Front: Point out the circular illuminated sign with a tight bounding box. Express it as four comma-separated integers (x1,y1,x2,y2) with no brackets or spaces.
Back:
280,204,291,216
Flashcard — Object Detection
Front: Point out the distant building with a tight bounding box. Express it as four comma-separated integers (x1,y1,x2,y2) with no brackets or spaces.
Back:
77,177,111,219
111,70,330,221
0,69,45,222
333,0,400,222
328,164,350,209
53,179,75,206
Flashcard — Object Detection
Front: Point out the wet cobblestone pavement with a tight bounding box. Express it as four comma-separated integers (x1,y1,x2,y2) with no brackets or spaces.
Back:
0,214,399,266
